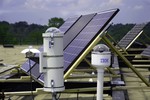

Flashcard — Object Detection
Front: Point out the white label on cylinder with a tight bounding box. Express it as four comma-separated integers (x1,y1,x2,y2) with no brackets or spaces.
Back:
92,53,111,68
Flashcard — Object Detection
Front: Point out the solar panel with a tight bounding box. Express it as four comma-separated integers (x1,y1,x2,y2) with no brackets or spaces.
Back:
64,9,119,72
63,13,96,49
141,46,150,57
59,16,81,34
118,23,147,49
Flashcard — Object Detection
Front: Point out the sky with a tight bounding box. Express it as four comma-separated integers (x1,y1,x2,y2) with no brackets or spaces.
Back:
0,0,150,25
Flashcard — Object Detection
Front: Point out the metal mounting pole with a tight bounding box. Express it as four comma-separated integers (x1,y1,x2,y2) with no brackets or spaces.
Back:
97,68,104,100
52,92,57,100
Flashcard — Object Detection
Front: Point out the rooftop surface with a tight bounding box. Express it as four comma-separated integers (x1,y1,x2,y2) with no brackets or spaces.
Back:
0,45,150,100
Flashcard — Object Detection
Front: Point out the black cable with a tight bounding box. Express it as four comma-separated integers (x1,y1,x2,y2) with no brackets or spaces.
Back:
28,59,34,100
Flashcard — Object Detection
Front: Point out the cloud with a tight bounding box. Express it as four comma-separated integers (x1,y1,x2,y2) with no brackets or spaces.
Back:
108,0,123,6
88,0,123,12
0,0,150,25
133,5,143,10
3,0,123,18
58,0,123,16
24,0,49,10
0,0,12,5
0,10,11,15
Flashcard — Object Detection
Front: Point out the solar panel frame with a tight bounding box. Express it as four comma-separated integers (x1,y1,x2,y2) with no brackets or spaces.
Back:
64,9,119,73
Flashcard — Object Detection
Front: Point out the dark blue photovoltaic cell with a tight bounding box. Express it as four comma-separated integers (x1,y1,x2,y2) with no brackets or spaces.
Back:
118,23,147,49
59,16,80,34
28,63,41,78
38,74,44,83
21,60,36,72
64,9,119,72
63,13,96,49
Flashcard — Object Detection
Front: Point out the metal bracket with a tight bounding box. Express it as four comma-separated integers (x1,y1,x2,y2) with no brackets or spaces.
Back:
49,33,54,48
51,80,55,93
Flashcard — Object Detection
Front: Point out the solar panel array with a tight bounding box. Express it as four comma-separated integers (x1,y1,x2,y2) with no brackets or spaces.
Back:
118,23,147,49
21,9,119,83
141,46,150,57
64,9,119,72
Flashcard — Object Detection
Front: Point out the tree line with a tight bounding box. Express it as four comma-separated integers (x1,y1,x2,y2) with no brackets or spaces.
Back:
108,22,150,44
0,17,150,45
0,17,64,45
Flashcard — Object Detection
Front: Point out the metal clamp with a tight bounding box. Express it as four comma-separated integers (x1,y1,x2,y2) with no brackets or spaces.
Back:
49,33,54,48
51,80,55,93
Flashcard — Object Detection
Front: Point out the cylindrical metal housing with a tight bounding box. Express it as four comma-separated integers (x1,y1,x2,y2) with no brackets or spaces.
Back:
40,27,64,92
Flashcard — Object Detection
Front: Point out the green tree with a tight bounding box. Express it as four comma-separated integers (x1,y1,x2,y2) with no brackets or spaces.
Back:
48,17,64,28
108,23,134,42
0,21,10,44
